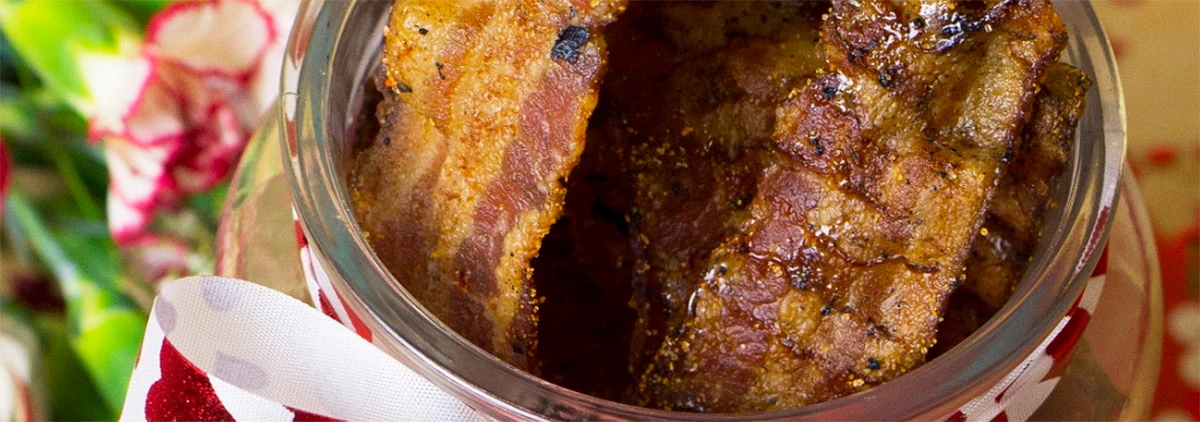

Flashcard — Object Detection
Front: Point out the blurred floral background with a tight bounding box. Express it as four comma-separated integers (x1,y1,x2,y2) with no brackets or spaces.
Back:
1,0,295,419
0,0,1195,420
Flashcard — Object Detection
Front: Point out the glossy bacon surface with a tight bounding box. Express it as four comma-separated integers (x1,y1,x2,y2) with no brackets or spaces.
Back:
963,63,1091,311
611,0,829,385
636,0,1070,411
938,63,1091,350
532,2,829,399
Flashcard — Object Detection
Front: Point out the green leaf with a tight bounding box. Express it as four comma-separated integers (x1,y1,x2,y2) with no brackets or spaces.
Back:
33,314,118,421
4,297,114,420
0,85,40,141
73,297,147,411
7,193,83,299
0,0,142,113
112,0,172,25
187,183,230,228
5,192,147,410
2,200,33,262
1,81,109,209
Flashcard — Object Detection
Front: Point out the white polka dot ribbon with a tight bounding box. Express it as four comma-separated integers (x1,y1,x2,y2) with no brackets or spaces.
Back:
121,235,1108,422
119,272,1107,422
119,276,486,422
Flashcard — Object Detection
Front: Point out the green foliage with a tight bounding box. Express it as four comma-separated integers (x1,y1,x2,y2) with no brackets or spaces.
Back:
0,0,143,113
6,193,147,412
35,313,119,421
113,0,175,24
1,0,183,416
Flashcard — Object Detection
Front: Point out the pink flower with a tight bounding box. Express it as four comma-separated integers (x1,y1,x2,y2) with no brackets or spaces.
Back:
88,0,297,246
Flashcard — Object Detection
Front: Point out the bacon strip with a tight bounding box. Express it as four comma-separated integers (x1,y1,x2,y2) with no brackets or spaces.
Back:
966,63,1091,310
350,0,623,370
637,0,1069,411
531,2,828,398
938,63,1091,351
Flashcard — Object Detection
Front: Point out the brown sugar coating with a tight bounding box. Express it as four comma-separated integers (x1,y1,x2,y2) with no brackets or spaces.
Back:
936,63,1091,353
635,0,1070,411
533,1,828,400
350,0,1087,412
349,0,625,370
964,63,1091,312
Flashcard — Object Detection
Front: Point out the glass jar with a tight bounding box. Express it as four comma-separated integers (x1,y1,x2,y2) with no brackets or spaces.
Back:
218,0,1160,419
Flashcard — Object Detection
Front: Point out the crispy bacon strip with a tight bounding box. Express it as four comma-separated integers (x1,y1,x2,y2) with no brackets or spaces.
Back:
350,0,623,370
530,2,828,397
608,0,828,383
637,0,1069,411
938,63,1090,350
964,63,1091,311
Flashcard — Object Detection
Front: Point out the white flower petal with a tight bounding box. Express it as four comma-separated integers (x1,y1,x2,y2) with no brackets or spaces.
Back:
104,136,181,207
129,235,192,283
124,71,188,146
147,0,275,80
108,191,153,245
84,54,155,138
173,102,245,194
246,0,300,116
91,0,299,245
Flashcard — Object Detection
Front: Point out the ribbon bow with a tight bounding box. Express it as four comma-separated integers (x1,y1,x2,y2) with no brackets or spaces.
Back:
119,276,485,422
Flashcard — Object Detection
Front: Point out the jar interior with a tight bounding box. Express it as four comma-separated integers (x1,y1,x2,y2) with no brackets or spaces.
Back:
287,0,1123,419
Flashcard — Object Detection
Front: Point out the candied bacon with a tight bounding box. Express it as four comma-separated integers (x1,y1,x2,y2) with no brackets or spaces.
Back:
350,0,624,370
937,63,1091,353
350,0,1089,412
635,0,1072,411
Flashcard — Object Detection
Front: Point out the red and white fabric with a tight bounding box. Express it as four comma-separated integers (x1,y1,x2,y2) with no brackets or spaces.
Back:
118,276,483,422
943,274,1106,422
115,207,1109,421
293,209,372,342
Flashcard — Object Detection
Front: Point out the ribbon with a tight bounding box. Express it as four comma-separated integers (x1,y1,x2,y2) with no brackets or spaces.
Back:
119,276,485,422
117,273,1107,422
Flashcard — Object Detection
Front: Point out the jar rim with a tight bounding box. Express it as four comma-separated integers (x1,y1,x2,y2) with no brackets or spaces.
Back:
279,1,1126,419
